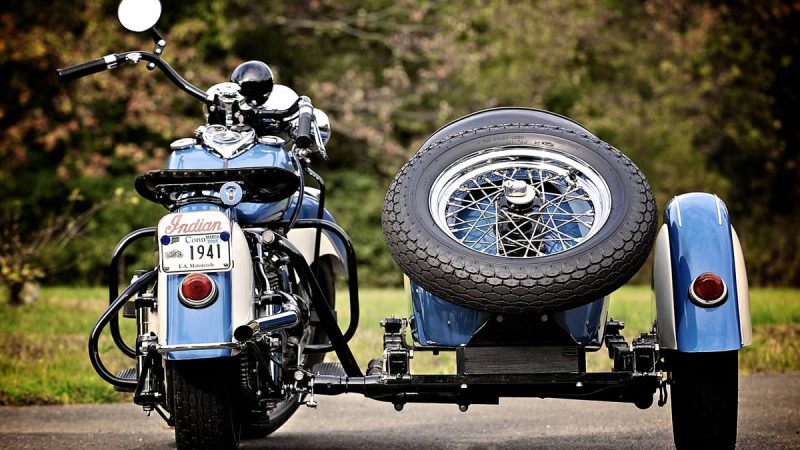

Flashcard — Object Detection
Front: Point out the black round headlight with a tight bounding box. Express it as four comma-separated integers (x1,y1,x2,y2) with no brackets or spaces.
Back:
231,60,274,105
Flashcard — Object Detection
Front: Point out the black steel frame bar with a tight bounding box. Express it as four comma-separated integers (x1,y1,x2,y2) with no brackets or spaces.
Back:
109,227,156,359
277,237,364,377
91,270,158,390
289,219,360,347
311,372,660,405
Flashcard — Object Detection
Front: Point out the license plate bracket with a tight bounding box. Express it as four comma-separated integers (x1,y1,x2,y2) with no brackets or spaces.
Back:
157,211,232,274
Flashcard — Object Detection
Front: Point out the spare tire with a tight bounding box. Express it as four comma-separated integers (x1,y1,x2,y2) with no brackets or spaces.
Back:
382,108,657,314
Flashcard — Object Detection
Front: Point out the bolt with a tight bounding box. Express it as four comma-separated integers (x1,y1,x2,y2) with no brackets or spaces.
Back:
503,179,529,197
262,230,275,243
458,404,469,412
394,403,404,412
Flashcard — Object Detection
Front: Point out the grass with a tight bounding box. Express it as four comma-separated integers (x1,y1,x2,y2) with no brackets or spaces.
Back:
0,286,797,405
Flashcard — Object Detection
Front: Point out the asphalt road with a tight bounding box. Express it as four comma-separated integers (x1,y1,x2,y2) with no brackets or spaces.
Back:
0,374,797,449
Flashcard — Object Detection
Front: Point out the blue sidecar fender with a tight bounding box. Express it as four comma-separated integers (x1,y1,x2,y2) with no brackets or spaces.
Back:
653,193,752,352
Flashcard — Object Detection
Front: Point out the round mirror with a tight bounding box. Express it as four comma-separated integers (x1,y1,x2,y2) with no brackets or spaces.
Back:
118,0,162,32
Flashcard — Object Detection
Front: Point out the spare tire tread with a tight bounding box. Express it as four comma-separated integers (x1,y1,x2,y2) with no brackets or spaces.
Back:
382,123,657,314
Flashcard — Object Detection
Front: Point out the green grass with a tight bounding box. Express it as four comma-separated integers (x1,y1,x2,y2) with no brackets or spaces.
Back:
1,286,797,405
0,287,133,405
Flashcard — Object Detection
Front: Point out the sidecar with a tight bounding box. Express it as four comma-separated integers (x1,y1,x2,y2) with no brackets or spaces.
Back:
307,108,751,449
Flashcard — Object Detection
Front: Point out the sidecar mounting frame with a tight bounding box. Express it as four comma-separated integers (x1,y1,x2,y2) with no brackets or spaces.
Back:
308,372,661,408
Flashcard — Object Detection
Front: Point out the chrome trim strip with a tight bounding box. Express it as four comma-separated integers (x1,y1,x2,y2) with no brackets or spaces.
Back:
673,196,682,227
714,195,723,226
156,342,240,354
103,54,118,69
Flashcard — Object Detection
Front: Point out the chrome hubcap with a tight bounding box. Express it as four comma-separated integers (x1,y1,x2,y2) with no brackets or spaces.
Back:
429,147,612,258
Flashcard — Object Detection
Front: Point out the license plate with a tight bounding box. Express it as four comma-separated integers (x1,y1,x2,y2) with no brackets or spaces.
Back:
157,211,232,274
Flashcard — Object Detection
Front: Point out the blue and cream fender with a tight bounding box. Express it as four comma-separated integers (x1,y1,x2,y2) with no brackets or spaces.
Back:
653,193,752,352
155,207,254,360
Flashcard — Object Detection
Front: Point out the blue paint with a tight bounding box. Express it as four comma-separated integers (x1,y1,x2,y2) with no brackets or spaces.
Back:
552,298,607,346
164,201,232,360
409,280,607,347
166,142,294,224
666,193,742,352
166,270,232,360
409,280,491,346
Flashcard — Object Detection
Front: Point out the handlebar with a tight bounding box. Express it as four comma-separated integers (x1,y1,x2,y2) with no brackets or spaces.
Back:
57,51,207,102
58,52,321,150
295,96,313,148
57,54,122,82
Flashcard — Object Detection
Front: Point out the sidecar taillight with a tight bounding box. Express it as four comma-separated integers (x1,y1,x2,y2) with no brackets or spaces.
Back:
179,273,217,308
689,272,727,307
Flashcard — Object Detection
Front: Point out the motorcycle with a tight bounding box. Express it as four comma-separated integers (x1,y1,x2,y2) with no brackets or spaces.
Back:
57,1,752,449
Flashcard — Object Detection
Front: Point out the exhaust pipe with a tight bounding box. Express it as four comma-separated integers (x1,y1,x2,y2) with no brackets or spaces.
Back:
234,301,300,342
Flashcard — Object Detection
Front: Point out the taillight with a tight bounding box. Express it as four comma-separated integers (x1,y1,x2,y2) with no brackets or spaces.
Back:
179,273,217,308
689,272,727,307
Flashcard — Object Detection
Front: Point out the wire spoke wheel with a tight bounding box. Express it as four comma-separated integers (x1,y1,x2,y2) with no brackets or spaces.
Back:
383,110,657,313
430,148,611,258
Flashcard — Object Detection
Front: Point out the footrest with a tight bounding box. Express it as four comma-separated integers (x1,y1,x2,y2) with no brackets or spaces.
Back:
114,367,137,392
312,362,347,377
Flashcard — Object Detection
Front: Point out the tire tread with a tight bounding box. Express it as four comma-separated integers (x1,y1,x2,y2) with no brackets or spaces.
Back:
382,123,657,313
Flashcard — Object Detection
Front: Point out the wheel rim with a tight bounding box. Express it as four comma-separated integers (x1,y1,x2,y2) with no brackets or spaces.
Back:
429,146,612,258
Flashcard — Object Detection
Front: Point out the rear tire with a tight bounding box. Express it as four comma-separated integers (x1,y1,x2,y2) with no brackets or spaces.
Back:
670,351,739,449
240,258,336,439
170,359,241,449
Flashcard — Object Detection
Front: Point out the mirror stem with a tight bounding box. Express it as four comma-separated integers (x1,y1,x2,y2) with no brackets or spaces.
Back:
149,27,165,45
147,27,166,71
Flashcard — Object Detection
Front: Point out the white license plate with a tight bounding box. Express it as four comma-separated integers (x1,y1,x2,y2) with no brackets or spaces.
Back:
158,211,232,274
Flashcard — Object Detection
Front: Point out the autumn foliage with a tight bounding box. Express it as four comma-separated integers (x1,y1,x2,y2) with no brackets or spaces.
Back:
0,0,798,302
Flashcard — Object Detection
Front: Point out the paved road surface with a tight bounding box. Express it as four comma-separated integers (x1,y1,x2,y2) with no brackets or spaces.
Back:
1,374,798,449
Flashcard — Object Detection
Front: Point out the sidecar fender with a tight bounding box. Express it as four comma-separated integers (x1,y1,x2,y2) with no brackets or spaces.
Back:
653,193,752,352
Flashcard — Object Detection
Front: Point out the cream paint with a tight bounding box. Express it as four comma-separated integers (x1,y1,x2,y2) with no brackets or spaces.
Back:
653,224,677,349
731,227,752,346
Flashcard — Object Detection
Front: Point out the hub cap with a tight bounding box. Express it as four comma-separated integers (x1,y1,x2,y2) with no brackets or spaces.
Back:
429,147,612,258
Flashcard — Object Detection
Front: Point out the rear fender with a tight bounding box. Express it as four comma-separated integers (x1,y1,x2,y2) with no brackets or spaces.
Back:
156,208,253,360
653,193,751,352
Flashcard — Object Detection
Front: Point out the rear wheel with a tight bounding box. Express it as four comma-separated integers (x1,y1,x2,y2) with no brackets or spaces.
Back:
670,351,739,449
240,258,336,439
170,359,241,449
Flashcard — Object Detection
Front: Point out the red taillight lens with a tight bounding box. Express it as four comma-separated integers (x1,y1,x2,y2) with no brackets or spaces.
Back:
180,273,216,306
690,272,727,305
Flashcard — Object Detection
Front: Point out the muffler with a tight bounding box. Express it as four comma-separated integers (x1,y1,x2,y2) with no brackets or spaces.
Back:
233,300,301,341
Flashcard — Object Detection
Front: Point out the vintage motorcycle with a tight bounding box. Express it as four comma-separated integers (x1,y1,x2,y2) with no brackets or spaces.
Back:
57,1,752,449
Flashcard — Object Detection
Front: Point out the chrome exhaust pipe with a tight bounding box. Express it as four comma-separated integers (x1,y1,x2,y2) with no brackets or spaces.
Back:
234,302,300,342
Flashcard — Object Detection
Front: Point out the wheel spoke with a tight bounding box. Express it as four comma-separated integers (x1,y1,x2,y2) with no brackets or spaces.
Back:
431,148,610,258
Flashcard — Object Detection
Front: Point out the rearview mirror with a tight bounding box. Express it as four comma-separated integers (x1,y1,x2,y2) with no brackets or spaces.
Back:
118,0,162,32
